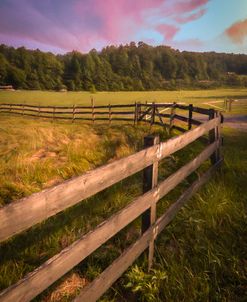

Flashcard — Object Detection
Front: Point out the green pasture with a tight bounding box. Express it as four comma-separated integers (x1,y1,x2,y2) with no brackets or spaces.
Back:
0,88,246,105
1,88,247,115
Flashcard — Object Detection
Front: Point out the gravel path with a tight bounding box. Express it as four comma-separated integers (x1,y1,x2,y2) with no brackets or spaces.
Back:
223,115,247,132
196,114,247,132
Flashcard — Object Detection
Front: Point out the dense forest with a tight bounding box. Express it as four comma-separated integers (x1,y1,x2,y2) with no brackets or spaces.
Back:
1,42,247,91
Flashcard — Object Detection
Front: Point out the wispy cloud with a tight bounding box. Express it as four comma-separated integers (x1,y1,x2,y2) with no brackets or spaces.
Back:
157,24,179,41
174,8,207,24
225,19,247,44
0,0,209,52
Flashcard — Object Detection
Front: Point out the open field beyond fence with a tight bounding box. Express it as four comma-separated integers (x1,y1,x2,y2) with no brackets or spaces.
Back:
0,102,211,134
0,89,247,119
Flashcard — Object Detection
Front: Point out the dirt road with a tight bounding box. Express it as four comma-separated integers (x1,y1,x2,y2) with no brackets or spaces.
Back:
223,115,247,132
196,114,247,132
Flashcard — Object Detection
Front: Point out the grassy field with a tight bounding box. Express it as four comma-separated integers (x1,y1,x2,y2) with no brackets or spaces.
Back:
0,90,246,301
0,88,246,107
0,116,173,301
0,89,247,116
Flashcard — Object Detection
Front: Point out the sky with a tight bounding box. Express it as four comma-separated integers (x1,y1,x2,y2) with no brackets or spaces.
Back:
0,0,247,54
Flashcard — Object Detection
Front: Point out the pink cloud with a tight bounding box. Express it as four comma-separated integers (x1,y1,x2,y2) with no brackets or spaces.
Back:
74,0,165,42
225,19,247,44
155,1,208,44
0,0,209,53
175,8,206,24
157,24,179,41
155,0,208,18
171,0,208,14
75,0,208,48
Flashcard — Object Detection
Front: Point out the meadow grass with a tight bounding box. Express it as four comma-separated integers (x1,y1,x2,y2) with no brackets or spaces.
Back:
0,115,169,299
0,88,246,107
0,89,247,116
0,92,246,301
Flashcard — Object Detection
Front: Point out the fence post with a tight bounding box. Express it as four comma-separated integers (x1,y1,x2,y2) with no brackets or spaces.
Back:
91,97,95,123
151,102,155,125
188,104,193,130
215,111,223,163
53,106,56,122
208,109,218,164
109,103,111,125
224,99,227,111
142,135,159,270
38,104,41,117
72,104,76,123
145,101,148,121
229,99,232,112
134,102,138,125
169,102,176,134
137,102,141,124
22,104,25,116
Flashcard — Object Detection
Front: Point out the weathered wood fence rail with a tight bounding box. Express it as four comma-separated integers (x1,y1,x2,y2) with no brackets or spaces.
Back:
0,106,223,302
0,101,212,133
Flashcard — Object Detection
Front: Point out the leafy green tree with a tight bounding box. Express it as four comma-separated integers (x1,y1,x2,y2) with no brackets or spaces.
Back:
66,80,76,91
0,42,247,91
0,54,8,85
7,66,26,88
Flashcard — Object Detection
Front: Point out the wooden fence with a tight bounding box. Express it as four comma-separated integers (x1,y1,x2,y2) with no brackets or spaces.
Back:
0,101,212,132
0,106,223,302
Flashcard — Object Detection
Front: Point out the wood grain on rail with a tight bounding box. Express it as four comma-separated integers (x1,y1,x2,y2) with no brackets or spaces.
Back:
75,159,222,302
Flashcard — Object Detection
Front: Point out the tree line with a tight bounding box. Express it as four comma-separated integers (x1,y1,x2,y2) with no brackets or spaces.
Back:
0,42,247,91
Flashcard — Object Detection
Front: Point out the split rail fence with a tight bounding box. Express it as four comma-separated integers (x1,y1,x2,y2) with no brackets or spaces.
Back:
0,105,223,302
0,101,214,133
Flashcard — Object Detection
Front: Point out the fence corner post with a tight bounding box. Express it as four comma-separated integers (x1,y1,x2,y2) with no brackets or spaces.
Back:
142,135,160,271
216,110,223,164
208,108,218,165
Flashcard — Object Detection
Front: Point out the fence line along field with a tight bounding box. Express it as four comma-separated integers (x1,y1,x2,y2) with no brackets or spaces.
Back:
0,89,246,117
0,90,246,301
0,107,222,301
0,102,209,132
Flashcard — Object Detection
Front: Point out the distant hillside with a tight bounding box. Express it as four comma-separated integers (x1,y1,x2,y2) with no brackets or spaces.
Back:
1,42,247,91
